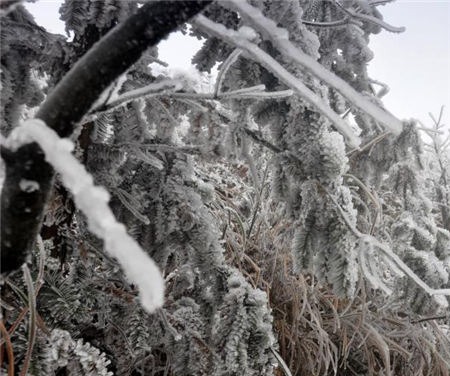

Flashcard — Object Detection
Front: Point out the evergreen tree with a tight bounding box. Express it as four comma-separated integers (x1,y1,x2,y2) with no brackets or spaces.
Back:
1,1,449,375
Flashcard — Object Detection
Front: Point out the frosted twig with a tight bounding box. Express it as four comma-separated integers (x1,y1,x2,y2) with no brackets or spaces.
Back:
146,55,169,67
302,17,351,28
358,242,392,295
0,320,14,376
241,133,260,190
114,188,150,225
91,79,183,114
416,127,444,135
360,236,450,301
369,0,395,6
20,265,36,376
347,133,389,156
224,89,294,99
243,128,284,154
369,78,390,99
132,145,165,170
108,319,136,357
326,188,450,303
6,119,165,312
411,315,448,324
176,98,209,112
344,173,382,233
215,49,242,97
225,0,404,137
333,1,406,33
158,309,182,341
194,15,361,148
166,87,293,101
118,142,202,156
326,191,362,238
270,347,293,376
221,84,266,96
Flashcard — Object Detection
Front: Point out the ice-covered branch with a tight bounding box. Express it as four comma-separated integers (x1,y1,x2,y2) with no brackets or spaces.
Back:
215,49,242,97
194,15,361,148
369,0,395,6
302,17,352,28
166,87,293,101
327,189,450,305
333,1,406,33
5,119,165,312
360,236,450,302
1,0,211,274
91,79,184,115
225,0,404,137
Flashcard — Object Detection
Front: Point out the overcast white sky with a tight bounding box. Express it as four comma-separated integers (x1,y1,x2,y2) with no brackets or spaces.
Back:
27,0,450,128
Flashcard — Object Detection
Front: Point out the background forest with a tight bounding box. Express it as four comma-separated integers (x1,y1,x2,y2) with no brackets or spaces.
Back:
1,1,450,375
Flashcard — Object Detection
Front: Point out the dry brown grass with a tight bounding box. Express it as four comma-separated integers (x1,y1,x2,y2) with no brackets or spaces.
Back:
210,167,450,376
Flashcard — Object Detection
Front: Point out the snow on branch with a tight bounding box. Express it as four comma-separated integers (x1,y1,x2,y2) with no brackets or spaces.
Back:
302,17,352,29
226,0,404,137
167,87,294,101
91,79,184,115
5,119,165,312
215,48,242,97
326,190,450,306
333,1,406,34
1,0,211,275
194,16,361,148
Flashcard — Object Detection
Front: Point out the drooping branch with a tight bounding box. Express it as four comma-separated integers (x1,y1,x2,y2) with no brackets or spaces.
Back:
193,15,361,148
224,0,404,136
0,0,211,275
333,0,406,33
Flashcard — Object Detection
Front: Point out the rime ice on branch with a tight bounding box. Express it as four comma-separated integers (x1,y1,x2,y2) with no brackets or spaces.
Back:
4,119,165,312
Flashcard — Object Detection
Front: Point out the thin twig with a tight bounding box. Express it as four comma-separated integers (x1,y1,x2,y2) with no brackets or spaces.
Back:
0,320,14,376
411,315,448,324
19,265,37,376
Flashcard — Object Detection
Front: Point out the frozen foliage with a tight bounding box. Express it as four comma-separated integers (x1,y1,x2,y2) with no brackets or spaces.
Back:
47,329,113,375
2,1,450,375
227,0,404,136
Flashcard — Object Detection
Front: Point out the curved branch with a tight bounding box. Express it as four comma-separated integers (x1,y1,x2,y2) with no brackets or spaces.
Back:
302,17,351,28
194,15,361,148
225,0,404,136
333,1,405,33
0,1,211,275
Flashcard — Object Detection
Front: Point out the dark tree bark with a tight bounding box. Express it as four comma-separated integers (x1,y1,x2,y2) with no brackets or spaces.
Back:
1,0,211,275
